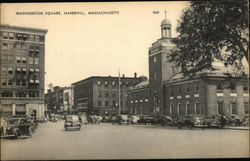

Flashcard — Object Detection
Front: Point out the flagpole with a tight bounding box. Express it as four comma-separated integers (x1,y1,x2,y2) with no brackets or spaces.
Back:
118,69,121,116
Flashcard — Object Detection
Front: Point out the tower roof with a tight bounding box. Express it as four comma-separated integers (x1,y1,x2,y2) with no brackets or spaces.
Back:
161,19,171,25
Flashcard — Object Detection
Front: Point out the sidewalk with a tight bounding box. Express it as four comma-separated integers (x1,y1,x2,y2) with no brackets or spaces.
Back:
223,126,249,130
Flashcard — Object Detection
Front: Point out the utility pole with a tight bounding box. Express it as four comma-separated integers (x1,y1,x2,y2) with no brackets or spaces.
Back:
118,69,121,116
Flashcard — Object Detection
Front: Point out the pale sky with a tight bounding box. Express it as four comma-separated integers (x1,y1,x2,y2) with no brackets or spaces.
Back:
1,2,190,91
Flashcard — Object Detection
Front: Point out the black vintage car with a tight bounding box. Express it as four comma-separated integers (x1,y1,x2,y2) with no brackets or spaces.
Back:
176,115,205,129
203,115,226,128
4,118,32,139
153,116,174,126
137,115,155,125
112,115,130,125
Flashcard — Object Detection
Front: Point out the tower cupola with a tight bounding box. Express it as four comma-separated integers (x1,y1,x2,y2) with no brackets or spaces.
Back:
161,11,172,38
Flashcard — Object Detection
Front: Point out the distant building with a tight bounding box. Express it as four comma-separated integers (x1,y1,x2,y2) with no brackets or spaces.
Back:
0,24,48,118
45,86,74,114
72,74,146,115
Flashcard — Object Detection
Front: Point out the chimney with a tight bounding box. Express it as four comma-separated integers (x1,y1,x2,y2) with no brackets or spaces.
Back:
134,72,137,78
122,74,125,78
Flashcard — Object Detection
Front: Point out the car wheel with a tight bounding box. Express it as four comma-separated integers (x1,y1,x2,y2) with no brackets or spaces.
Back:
177,123,182,129
14,130,20,139
188,123,194,129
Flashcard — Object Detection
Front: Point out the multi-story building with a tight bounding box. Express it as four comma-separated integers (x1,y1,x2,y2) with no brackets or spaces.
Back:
127,15,249,117
72,73,146,116
0,24,48,118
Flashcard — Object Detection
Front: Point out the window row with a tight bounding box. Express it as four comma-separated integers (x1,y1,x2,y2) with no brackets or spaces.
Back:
1,90,40,98
2,42,41,52
2,79,40,86
168,82,199,95
1,67,40,74
216,81,248,92
97,100,125,107
96,81,130,87
97,91,127,98
1,31,44,42
129,90,150,99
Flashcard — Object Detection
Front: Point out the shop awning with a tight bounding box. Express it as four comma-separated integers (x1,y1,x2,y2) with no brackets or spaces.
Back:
35,69,39,72
35,80,40,83
29,68,34,72
22,68,27,72
16,68,21,72
29,80,34,83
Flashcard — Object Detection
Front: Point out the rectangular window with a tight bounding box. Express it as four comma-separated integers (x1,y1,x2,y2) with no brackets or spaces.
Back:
2,43,8,49
112,81,115,87
3,32,8,39
177,85,181,94
35,35,40,41
186,84,190,93
217,82,223,91
170,86,174,95
194,82,199,91
1,79,7,86
104,81,108,87
9,32,14,39
178,103,181,115
186,102,191,114
230,82,236,93
112,101,116,107
98,90,102,97
112,91,116,97
22,57,27,63
243,85,248,93
244,102,249,114
105,101,109,106
154,73,157,80
2,67,7,74
29,58,33,64
16,79,21,86
29,35,34,41
218,102,223,115
34,58,39,65
231,102,237,114
22,80,26,86
195,102,201,114
98,101,102,106
16,56,21,63
8,79,12,85
105,91,109,97
8,67,13,74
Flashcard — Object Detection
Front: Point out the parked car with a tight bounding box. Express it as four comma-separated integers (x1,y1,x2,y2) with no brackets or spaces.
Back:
203,115,225,128
112,115,130,125
241,116,249,126
153,115,174,126
4,118,32,139
176,115,205,129
138,115,155,125
128,115,140,124
64,115,81,131
50,115,58,122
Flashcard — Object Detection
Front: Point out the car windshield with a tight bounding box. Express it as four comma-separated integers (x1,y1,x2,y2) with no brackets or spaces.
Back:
6,119,19,125
66,116,79,121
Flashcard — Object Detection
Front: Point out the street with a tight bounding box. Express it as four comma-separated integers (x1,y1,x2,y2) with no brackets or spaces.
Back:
1,120,249,160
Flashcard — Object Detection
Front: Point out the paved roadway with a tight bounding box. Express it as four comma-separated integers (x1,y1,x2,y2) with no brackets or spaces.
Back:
1,120,249,160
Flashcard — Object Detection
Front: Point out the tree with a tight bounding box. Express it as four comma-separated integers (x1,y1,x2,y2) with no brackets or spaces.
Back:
169,0,249,77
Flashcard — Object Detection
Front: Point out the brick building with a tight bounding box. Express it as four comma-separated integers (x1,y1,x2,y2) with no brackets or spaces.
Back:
127,15,249,117
72,74,146,116
0,24,48,118
164,67,249,116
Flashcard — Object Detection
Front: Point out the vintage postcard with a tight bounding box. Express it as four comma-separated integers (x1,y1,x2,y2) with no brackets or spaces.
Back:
0,1,249,160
